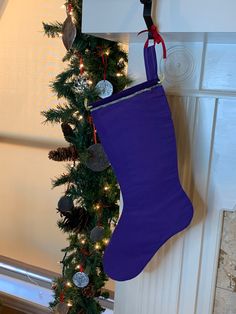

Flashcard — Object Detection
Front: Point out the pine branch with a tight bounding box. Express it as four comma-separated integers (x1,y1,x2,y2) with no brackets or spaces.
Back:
42,104,76,124
52,173,71,188
42,22,63,38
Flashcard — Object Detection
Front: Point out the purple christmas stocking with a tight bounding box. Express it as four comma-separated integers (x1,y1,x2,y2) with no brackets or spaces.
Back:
91,45,194,281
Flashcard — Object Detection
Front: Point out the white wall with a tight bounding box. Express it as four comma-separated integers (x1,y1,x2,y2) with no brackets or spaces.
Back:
114,41,236,314
0,0,67,273
0,0,115,292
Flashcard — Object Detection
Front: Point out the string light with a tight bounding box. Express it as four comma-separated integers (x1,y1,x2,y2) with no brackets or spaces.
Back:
66,281,72,287
116,73,122,77
78,115,83,121
67,301,73,307
79,63,84,69
75,264,81,270
104,186,110,191
81,239,86,244
105,49,110,56
87,80,93,85
95,243,101,250
94,204,101,210
103,239,109,245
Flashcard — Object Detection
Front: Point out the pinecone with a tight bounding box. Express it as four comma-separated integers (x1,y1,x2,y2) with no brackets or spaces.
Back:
61,123,76,143
59,206,90,232
49,145,78,162
82,284,95,298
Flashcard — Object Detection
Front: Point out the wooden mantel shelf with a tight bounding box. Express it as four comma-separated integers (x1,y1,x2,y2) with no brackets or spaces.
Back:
82,0,236,43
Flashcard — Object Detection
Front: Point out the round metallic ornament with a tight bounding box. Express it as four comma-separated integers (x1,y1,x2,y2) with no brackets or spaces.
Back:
90,226,105,242
57,196,74,213
85,144,110,172
72,272,89,288
96,80,113,99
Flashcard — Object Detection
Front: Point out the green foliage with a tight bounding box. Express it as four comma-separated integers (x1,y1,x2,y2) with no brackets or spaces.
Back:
43,21,63,38
43,1,132,313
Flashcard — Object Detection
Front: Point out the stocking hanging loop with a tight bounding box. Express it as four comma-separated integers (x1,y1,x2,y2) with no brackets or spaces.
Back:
144,45,159,82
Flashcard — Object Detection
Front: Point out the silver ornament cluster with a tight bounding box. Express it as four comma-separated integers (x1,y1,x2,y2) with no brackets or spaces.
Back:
74,74,89,93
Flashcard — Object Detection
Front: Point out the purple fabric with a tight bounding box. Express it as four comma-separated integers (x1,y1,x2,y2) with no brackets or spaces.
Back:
144,45,159,81
90,45,193,281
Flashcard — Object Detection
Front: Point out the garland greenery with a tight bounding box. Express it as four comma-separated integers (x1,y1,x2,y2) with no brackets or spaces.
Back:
42,1,131,313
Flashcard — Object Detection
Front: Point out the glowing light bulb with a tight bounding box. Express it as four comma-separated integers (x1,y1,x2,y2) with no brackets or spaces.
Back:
104,186,110,191
103,239,109,245
66,281,72,287
67,301,73,307
75,264,81,270
81,239,86,244
79,63,84,69
105,50,110,56
116,73,122,77
95,204,100,210
78,115,83,121
95,243,101,250
87,80,93,85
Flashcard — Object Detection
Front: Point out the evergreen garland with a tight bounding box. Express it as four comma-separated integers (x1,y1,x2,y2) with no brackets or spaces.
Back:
42,1,132,313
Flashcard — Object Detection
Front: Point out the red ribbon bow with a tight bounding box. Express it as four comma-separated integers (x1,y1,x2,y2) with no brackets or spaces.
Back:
138,24,167,59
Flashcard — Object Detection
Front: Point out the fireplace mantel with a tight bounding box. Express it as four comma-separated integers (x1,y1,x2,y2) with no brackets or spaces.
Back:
82,0,236,43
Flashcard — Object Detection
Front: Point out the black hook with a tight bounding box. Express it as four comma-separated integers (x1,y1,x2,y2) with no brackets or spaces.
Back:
140,0,154,39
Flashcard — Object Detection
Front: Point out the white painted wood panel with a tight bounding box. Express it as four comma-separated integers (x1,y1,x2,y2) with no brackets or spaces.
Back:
202,45,236,91
114,42,236,314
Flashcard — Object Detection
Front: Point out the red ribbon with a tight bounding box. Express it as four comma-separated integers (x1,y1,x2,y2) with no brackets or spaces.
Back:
88,116,97,144
79,56,84,75
59,291,65,302
76,52,84,75
97,47,108,81
67,3,72,14
102,53,108,80
138,24,167,59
